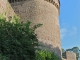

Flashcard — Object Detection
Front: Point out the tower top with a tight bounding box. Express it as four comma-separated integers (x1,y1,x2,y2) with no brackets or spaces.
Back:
8,0,60,5
8,0,60,11
44,0,60,10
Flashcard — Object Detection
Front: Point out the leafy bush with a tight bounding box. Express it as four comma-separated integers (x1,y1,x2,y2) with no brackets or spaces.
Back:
0,15,61,60
35,50,61,60
0,18,38,60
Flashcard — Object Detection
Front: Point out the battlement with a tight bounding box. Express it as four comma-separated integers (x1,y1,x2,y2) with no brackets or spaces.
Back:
8,0,60,10
44,0,60,10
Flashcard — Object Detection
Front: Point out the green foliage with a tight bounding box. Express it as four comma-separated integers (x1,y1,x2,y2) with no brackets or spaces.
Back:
62,48,65,53
0,14,5,20
66,49,72,52
0,18,38,60
35,50,61,60
0,15,61,60
72,47,80,59
8,15,20,23
11,15,20,23
33,24,43,31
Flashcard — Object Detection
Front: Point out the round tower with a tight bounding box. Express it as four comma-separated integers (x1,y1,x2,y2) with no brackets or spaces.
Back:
10,0,61,57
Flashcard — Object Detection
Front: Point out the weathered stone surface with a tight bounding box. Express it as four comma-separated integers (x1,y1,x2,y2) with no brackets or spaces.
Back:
0,0,15,20
0,0,77,60
62,51,76,60
10,0,61,57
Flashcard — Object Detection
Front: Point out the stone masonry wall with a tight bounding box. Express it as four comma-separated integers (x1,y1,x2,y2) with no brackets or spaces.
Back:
62,51,76,60
10,0,62,57
66,51,76,60
0,0,15,20
0,0,77,60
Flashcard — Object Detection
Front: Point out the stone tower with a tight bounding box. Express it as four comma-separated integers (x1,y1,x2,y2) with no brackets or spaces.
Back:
0,0,77,60
1,0,61,57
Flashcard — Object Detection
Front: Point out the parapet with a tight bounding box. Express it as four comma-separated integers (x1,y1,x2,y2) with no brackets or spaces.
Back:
8,0,60,10
44,0,60,10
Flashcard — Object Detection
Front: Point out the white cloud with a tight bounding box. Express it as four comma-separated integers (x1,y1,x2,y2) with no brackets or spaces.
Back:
60,26,77,39
69,27,77,37
60,28,67,39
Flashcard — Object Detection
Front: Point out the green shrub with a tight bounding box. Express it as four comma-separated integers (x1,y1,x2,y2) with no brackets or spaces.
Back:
35,50,61,60
0,15,61,60
0,18,38,60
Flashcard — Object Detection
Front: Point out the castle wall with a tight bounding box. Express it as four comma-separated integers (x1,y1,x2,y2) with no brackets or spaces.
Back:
66,51,76,60
0,0,15,20
62,51,76,60
10,0,62,57
0,0,77,60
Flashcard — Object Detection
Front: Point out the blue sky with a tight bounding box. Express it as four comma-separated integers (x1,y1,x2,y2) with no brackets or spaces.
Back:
60,0,80,50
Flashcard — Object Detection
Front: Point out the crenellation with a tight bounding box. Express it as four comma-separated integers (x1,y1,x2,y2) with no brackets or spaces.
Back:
44,0,60,10
8,0,60,11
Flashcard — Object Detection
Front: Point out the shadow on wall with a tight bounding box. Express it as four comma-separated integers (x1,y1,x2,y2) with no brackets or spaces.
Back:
8,0,26,3
38,41,61,58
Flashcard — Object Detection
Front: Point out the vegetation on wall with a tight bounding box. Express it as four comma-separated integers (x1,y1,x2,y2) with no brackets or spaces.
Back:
0,17,39,60
35,50,61,60
0,15,61,60
0,14,5,20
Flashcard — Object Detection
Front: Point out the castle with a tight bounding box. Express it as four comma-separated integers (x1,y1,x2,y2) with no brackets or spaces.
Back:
0,0,76,60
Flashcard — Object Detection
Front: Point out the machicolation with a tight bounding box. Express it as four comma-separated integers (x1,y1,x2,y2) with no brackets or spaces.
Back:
44,0,60,10
8,0,60,10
